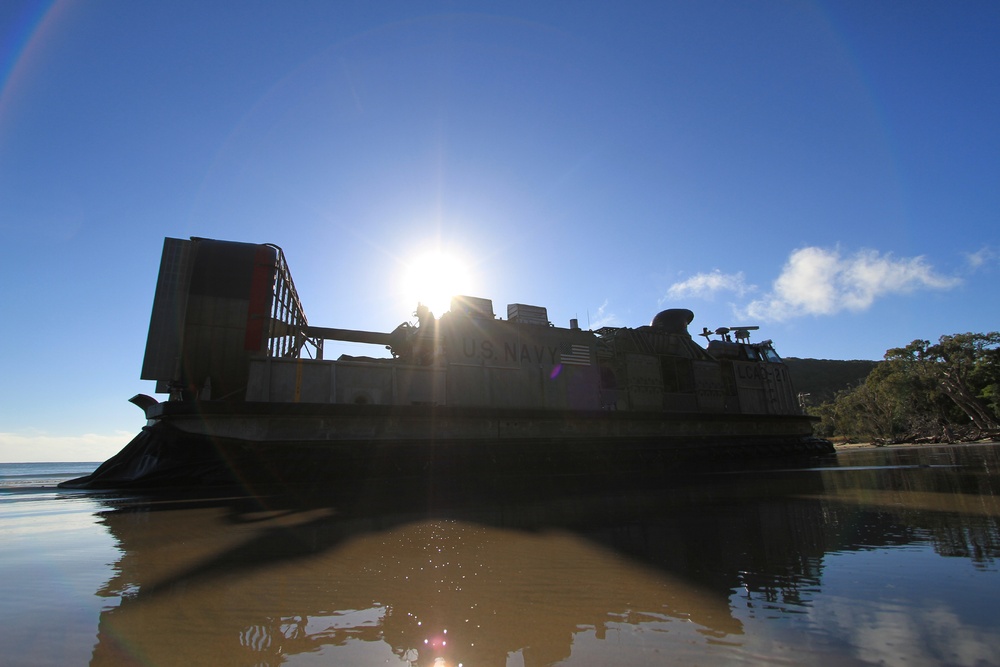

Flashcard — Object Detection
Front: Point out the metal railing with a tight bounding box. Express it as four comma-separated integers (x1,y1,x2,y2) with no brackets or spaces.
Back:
266,244,323,360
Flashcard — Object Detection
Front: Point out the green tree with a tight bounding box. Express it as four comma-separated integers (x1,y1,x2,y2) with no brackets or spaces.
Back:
819,359,934,442
885,333,1000,433
811,332,1000,442
811,379,896,442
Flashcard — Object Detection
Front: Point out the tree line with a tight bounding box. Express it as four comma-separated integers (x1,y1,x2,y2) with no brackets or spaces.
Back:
806,332,1000,444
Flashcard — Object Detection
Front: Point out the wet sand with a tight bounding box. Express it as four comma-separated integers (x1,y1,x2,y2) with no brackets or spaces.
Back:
4,444,1000,665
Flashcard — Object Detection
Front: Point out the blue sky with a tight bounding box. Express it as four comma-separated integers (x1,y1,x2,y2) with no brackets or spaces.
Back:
1,0,997,462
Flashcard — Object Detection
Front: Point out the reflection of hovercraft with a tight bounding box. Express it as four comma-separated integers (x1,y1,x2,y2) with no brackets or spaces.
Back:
62,237,832,490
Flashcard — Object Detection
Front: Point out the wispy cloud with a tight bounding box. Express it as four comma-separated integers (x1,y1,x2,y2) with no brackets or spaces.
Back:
740,247,960,322
663,270,754,302
588,299,619,329
965,246,997,270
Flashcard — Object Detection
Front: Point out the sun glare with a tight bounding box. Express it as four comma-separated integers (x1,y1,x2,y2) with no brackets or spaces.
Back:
400,250,473,317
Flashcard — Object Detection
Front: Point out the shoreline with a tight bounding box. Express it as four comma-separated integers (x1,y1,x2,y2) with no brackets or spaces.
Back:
833,438,1000,451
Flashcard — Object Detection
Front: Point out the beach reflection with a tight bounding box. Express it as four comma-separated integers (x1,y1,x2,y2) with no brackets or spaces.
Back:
87,444,1000,666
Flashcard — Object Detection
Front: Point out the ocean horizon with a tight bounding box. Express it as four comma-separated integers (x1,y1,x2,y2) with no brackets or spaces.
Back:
0,461,101,488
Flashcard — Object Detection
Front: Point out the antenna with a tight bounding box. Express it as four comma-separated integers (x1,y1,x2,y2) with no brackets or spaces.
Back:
728,326,759,343
702,325,761,343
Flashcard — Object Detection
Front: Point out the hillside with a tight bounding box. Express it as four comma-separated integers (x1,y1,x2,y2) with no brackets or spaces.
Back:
783,357,879,406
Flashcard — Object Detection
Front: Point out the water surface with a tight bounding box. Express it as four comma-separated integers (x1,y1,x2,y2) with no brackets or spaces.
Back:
2,444,999,666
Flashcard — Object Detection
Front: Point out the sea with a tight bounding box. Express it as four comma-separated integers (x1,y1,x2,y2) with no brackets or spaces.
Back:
2,444,1000,666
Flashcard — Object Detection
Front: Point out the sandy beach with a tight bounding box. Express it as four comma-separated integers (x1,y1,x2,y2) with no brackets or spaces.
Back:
833,437,1000,451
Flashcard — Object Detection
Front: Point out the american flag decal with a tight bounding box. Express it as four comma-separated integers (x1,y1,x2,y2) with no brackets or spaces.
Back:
559,344,591,366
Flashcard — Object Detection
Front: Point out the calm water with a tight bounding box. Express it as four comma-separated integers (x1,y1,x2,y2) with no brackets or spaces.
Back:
2,445,1000,666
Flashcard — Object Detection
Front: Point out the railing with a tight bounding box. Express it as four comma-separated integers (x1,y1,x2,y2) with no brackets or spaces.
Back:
266,244,323,360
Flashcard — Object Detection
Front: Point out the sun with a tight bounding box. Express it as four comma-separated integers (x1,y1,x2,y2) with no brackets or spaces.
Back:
400,249,473,317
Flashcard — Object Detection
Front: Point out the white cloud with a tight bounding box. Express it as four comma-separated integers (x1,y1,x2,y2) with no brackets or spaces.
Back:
0,431,132,463
965,246,997,270
664,270,754,302
741,247,961,322
589,299,619,329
